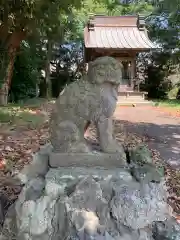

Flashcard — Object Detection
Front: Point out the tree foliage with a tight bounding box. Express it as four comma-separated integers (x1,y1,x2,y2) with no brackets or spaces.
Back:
0,0,180,103
0,0,84,104
70,0,154,40
143,0,180,98
9,40,42,102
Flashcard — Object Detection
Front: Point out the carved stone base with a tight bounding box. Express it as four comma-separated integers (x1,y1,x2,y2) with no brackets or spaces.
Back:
49,151,127,168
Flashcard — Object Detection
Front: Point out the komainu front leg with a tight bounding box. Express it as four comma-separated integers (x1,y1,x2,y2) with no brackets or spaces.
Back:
96,116,123,153
51,120,90,153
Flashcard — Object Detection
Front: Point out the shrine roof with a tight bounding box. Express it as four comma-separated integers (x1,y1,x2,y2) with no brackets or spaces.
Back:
84,15,157,51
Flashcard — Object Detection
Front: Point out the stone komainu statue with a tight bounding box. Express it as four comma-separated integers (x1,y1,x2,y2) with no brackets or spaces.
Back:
50,56,123,153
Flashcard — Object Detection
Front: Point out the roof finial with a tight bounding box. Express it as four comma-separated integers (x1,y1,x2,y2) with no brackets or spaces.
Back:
87,14,95,31
138,14,145,30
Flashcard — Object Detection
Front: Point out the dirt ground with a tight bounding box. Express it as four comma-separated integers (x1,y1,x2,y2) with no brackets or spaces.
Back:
114,106,180,169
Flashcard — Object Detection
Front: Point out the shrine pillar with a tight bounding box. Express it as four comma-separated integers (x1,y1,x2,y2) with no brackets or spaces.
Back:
130,58,136,89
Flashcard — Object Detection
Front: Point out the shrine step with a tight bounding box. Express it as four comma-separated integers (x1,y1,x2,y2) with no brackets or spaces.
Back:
118,86,134,92
118,91,147,99
117,99,152,106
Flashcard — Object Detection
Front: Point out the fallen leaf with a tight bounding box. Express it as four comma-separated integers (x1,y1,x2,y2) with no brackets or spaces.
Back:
4,146,14,152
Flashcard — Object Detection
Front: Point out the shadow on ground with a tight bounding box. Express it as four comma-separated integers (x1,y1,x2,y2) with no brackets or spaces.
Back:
114,119,180,169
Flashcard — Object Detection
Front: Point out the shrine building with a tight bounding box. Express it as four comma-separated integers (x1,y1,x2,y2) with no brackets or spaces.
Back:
84,15,157,101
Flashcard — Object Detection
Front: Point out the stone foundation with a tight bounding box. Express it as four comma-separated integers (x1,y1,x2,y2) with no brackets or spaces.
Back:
1,144,180,240
49,151,127,168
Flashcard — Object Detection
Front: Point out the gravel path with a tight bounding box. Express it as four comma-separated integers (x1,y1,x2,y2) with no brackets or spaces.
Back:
114,106,180,169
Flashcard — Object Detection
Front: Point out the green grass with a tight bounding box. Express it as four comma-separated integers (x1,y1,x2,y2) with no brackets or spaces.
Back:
0,98,48,127
153,99,180,109
7,97,48,109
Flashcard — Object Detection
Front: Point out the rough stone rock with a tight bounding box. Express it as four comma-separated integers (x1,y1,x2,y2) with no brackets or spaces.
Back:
1,166,173,240
45,167,133,199
152,218,180,240
0,194,11,227
17,143,51,184
111,181,169,230
130,165,163,183
129,144,165,184
15,195,58,238
129,144,153,165
21,177,45,201
49,56,124,154
0,204,18,240
138,230,154,240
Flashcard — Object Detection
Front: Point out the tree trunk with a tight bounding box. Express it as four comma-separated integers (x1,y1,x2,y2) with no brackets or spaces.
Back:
45,40,53,99
39,77,48,98
0,30,26,105
0,47,17,105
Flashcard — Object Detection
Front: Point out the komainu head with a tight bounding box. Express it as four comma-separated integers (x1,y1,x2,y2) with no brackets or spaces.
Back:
87,56,123,85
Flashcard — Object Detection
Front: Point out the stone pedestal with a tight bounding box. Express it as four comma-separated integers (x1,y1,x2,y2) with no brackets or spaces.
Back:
49,151,127,168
